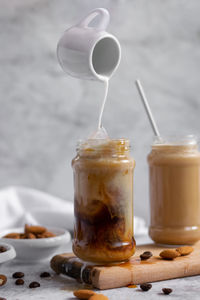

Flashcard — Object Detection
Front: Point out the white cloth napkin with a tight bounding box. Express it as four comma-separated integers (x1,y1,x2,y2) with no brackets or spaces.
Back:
0,186,147,235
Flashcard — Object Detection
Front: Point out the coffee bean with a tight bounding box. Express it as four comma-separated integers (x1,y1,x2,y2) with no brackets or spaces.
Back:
0,246,7,253
15,279,24,285
0,297,7,300
162,288,173,295
12,272,24,278
29,281,40,288
140,283,152,291
140,251,153,260
40,272,51,278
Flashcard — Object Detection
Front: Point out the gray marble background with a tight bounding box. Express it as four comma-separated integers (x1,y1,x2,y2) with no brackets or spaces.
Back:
1,0,200,223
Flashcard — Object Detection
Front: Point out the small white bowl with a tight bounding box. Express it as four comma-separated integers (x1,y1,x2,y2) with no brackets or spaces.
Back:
0,243,16,264
0,227,71,262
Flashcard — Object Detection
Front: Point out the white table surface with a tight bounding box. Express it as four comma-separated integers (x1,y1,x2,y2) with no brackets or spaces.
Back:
1,235,200,300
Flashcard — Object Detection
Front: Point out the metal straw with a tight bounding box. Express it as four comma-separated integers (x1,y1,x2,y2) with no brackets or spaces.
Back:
135,79,161,138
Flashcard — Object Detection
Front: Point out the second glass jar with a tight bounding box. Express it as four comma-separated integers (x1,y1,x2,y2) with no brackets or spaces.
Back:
148,136,200,245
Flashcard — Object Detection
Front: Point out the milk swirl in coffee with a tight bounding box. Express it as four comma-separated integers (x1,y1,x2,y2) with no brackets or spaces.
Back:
72,139,135,263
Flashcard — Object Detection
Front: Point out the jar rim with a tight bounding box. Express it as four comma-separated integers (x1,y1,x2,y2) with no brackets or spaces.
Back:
153,134,198,146
76,138,130,154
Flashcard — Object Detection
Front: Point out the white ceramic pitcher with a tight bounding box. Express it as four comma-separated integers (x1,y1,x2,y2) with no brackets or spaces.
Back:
57,8,121,81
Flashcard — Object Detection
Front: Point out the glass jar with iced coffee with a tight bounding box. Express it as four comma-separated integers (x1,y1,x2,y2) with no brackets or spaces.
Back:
72,138,135,263
148,136,200,245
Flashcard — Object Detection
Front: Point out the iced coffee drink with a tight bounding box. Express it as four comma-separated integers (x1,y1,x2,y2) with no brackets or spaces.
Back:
72,138,135,263
148,136,200,245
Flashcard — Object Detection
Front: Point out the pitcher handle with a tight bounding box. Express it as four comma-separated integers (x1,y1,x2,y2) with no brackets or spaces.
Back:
78,8,110,30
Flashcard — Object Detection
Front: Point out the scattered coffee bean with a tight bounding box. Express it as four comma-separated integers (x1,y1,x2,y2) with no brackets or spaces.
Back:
29,281,40,288
0,246,7,253
0,275,7,286
12,272,24,279
162,288,173,295
140,283,152,291
40,272,51,278
140,251,153,260
15,279,24,285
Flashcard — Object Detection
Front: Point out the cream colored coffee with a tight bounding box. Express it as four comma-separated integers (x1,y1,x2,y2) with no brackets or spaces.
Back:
148,139,200,245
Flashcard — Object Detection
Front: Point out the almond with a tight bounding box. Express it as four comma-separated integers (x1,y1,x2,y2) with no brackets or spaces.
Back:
176,246,194,256
73,289,96,299
25,225,46,234
0,275,7,286
90,295,109,300
3,233,20,239
41,231,56,238
25,233,36,239
159,249,180,260
19,234,26,239
4,225,55,240
36,234,45,239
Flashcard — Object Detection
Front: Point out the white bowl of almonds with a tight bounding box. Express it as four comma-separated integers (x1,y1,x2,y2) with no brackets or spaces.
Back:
0,224,71,262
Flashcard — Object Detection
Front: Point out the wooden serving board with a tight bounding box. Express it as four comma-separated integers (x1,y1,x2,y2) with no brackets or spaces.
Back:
50,242,200,290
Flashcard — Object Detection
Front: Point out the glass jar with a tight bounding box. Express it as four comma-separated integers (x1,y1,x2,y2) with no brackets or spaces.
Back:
148,136,200,245
72,138,135,263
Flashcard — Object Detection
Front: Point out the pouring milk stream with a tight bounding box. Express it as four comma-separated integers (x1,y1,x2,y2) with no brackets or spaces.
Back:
57,8,121,138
